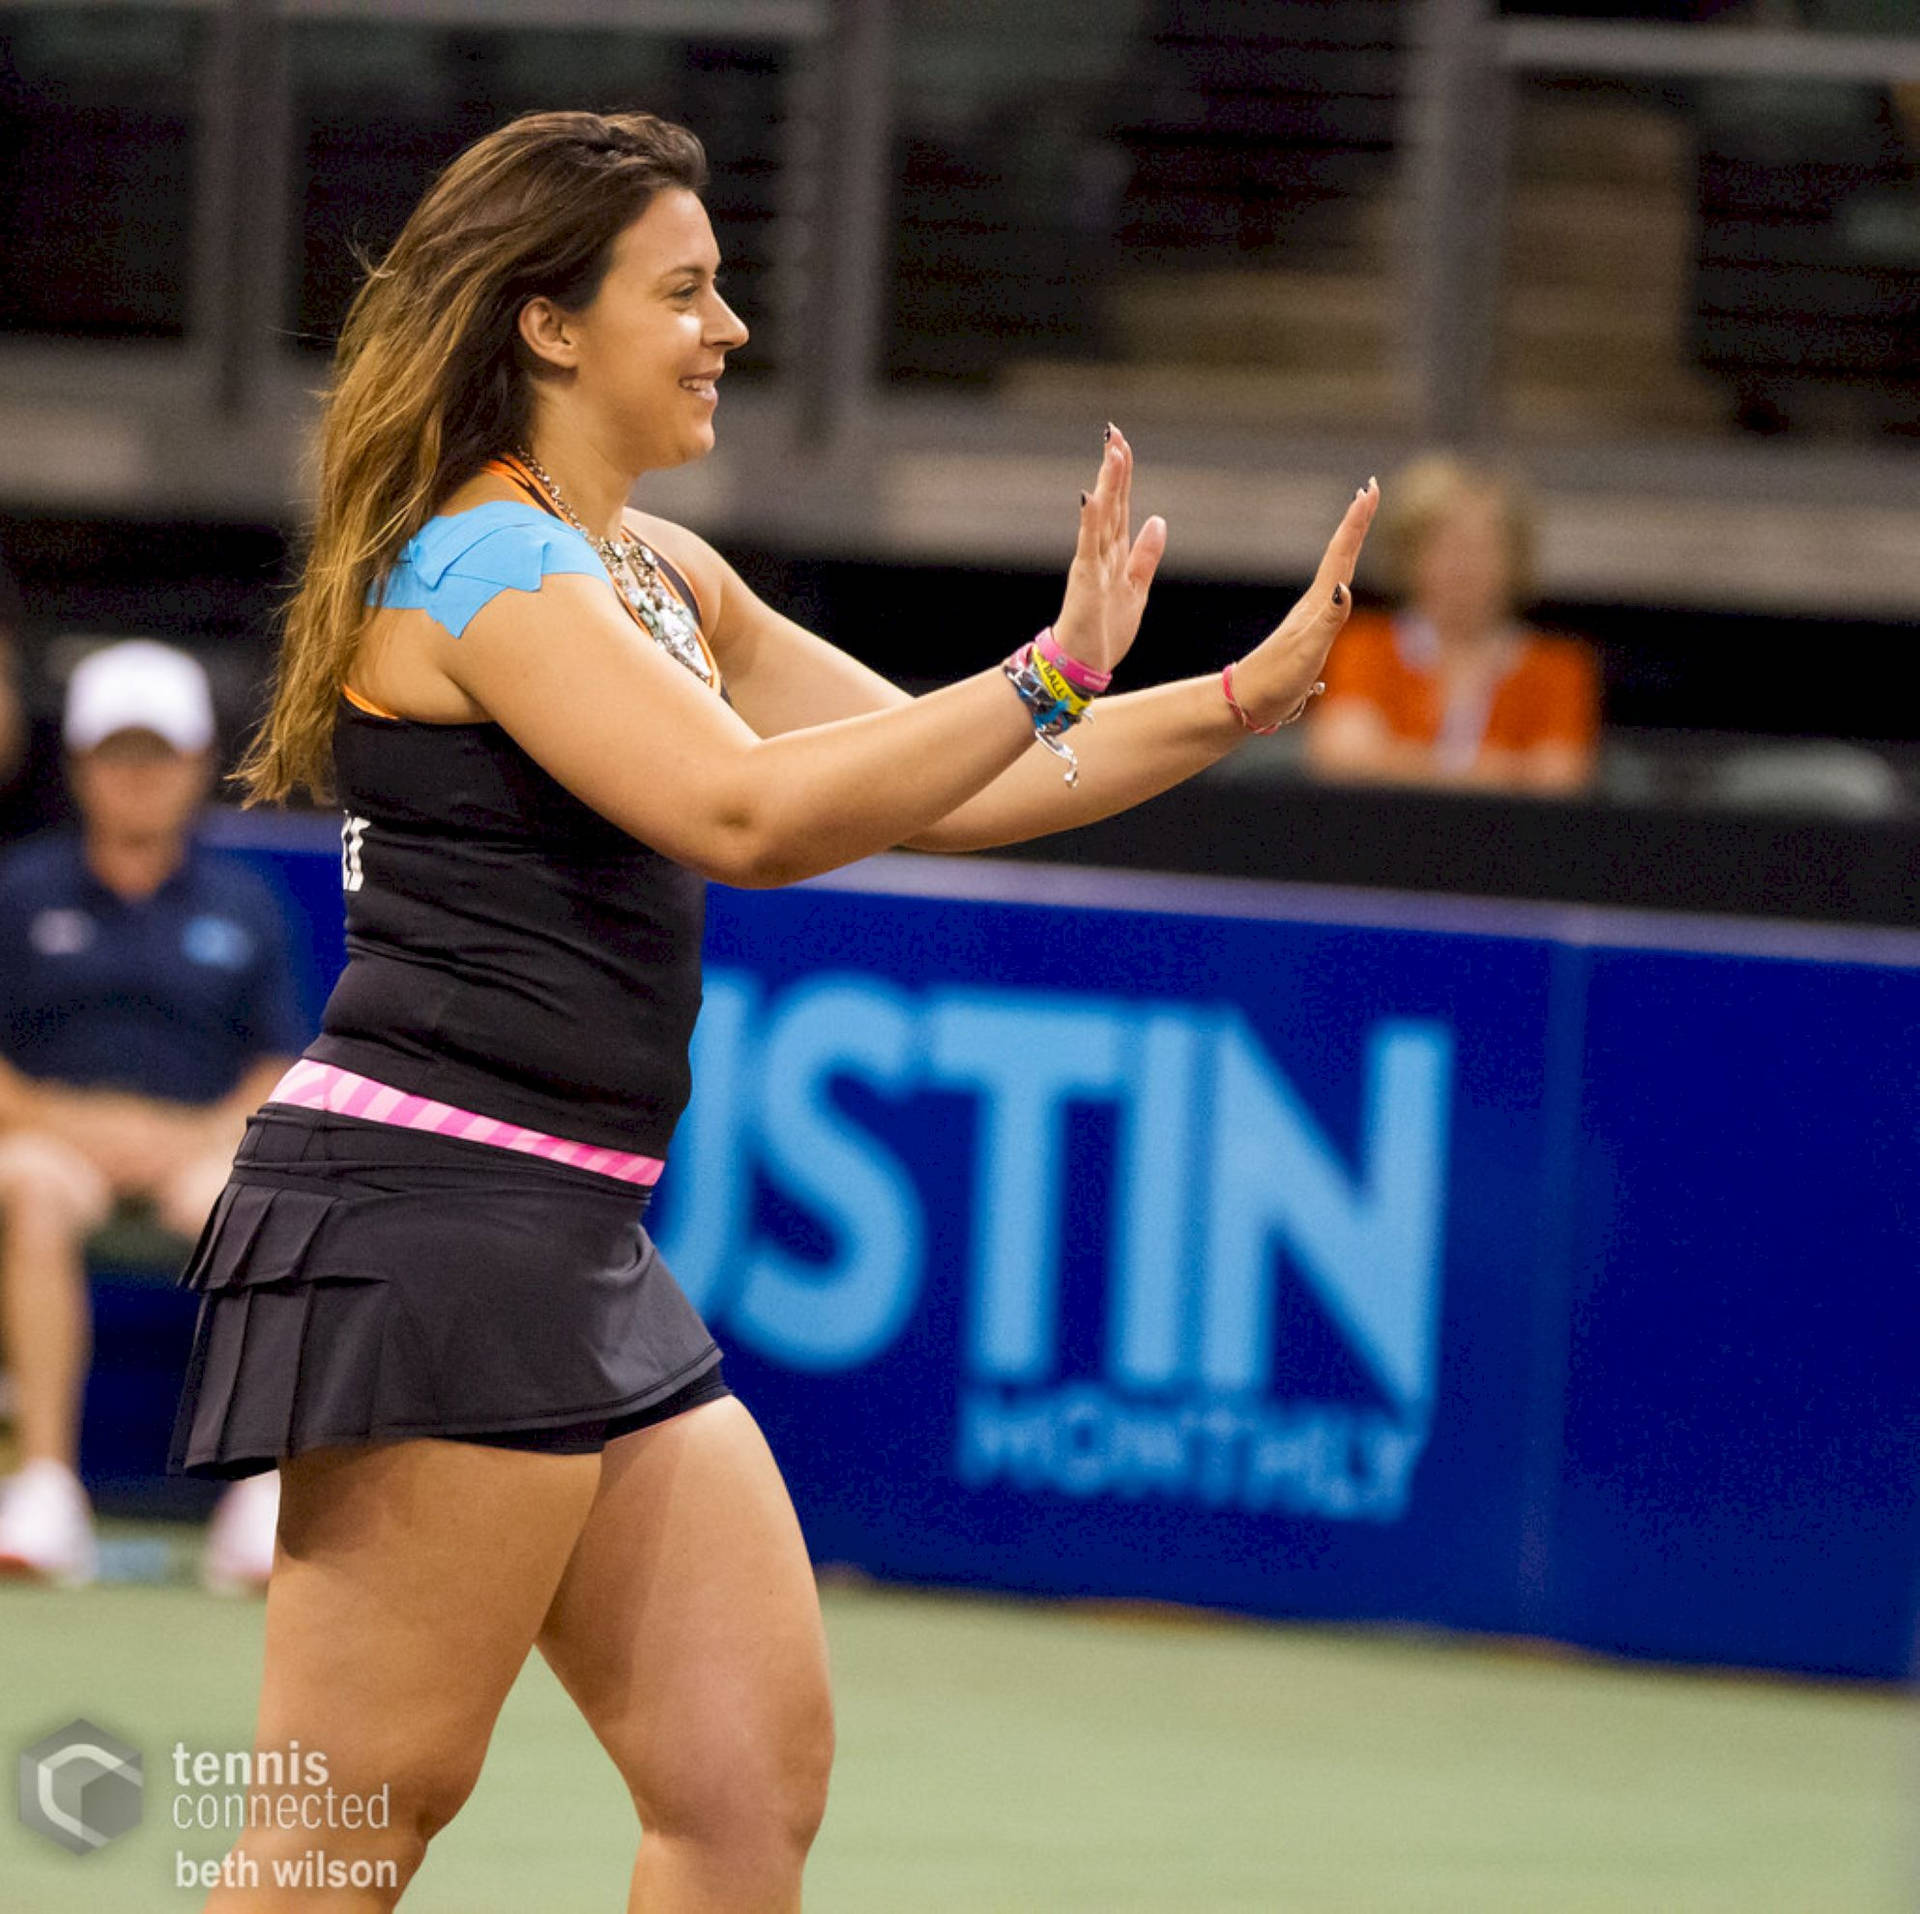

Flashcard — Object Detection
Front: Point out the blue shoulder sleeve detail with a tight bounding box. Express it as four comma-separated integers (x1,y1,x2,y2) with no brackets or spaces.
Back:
370,502,605,639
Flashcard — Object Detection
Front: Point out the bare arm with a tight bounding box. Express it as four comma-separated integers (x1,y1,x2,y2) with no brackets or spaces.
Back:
916,480,1378,848
647,476,1378,853
906,674,1247,851
441,433,1163,888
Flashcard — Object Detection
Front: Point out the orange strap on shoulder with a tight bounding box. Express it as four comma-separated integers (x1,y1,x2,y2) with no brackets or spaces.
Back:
484,453,545,504
342,682,402,722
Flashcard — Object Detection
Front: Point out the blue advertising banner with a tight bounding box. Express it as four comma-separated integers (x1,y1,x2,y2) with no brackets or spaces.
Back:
651,861,1920,1677
650,869,1566,1640
196,825,1920,1678
1552,945,1920,1679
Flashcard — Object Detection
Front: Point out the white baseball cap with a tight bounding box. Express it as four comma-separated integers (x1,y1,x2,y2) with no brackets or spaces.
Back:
63,640,216,754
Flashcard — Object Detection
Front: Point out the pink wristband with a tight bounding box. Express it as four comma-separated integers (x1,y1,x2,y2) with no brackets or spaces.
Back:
1221,662,1279,734
1035,626,1111,698
1222,661,1326,734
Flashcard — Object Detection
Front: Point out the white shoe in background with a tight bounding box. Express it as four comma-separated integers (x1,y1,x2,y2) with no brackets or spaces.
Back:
202,1470,281,1597
0,1459,99,1587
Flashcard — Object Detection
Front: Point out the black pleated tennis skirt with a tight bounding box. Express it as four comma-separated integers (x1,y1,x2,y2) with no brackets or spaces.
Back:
169,1107,723,1480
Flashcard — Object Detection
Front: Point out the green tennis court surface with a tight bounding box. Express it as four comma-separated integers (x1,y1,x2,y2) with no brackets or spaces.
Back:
2,1535,1910,1913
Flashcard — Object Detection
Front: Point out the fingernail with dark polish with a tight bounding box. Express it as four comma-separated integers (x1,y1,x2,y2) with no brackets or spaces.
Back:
1080,492,1088,506
1104,423,1113,443
1332,582,1346,606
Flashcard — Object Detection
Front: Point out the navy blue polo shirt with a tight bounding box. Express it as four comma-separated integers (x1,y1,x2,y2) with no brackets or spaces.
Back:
0,830,307,1105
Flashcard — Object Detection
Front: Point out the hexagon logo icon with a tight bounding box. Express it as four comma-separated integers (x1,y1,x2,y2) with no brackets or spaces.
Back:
18,1719,143,1855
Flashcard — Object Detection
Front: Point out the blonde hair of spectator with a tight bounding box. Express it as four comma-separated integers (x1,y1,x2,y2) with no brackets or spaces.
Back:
237,110,708,804
1372,454,1538,612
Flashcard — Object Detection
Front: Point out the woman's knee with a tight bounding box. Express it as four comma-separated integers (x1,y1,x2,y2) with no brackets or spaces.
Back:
766,1679,836,1852
637,1676,836,1860
383,1742,491,1849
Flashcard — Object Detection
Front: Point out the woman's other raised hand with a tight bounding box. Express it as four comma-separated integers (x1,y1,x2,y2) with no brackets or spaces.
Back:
1050,425,1167,678
1227,477,1380,727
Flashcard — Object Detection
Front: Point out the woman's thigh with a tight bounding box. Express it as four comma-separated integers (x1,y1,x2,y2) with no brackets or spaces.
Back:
535,1398,833,1837
247,1440,602,1847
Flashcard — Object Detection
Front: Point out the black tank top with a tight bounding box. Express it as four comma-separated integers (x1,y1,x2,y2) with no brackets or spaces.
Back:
311,706,705,1154
308,510,713,1156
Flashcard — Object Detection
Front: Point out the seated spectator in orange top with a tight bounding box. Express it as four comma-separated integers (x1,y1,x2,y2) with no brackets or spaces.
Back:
1306,455,1599,794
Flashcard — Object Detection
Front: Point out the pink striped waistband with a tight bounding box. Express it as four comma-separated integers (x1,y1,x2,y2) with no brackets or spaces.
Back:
267,1059,665,1188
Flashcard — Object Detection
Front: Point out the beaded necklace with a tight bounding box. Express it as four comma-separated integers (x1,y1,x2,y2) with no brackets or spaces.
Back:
490,450,717,689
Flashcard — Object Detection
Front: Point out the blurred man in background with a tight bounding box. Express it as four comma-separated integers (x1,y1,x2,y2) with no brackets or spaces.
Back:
1306,454,1600,795
0,640,305,1589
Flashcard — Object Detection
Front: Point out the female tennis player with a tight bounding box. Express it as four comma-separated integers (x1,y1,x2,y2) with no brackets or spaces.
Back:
172,109,1377,1911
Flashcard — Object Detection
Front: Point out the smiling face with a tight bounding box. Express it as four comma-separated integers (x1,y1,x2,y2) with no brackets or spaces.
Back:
521,187,749,474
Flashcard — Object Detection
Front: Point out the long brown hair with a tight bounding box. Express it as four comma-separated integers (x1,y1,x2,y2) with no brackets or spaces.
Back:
240,109,707,803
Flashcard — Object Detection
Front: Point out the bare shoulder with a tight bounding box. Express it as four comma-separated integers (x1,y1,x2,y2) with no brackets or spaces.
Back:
621,508,728,629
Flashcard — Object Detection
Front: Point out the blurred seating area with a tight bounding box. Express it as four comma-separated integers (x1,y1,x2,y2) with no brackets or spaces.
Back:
0,0,1916,910
888,0,1920,438
891,0,1406,418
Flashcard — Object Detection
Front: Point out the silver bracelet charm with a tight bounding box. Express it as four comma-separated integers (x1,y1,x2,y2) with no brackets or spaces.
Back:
1002,643,1089,786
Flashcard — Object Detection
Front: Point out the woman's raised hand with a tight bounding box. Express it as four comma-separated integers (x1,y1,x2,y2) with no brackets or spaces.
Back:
1051,426,1167,677
1228,477,1380,726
